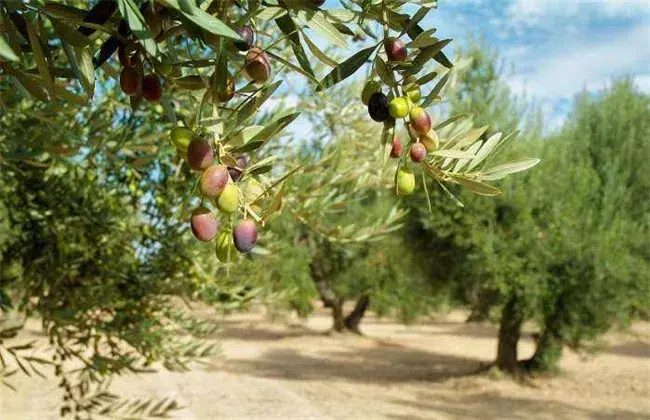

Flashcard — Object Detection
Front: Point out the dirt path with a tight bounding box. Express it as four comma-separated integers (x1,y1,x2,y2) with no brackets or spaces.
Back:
1,309,649,419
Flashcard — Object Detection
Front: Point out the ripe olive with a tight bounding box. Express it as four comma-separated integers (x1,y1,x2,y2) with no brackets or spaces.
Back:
368,92,390,122
244,47,271,83
390,136,403,158
384,38,407,62
143,5,162,38
120,67,141,96
142,73,162,103
234,26,255,51
420,130,439,152
361,80,382,105
200,164,229,198
217,183,240,213
190,207,219,242
409,107,431,134
228,155,248,182
170,127,194,153
187,139,214,171
389,97,410,119
410,142,427,163
233,219,258,253
396,168,415,196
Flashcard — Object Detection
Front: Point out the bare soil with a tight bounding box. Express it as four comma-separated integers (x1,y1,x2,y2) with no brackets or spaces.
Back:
1,308,649,419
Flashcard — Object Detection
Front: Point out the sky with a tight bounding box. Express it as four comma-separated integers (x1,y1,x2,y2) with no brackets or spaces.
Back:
429,0,650,129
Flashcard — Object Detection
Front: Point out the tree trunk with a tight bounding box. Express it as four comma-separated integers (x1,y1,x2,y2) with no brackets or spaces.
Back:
309,261,346,332
496,296,524,373
524,331,563,372
344,295,370,334
331,298,345,332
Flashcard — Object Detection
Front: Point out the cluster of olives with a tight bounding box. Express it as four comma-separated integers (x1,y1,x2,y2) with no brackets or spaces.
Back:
361,38,441,197
118,45,163,103
170,126,259,262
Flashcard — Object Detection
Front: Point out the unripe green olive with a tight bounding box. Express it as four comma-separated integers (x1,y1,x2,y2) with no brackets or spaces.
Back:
361,80,382,105
217,183,240,213
389,97,410,118
396,168,415,196
403,76,421,103
420,130,439,152
409,142,427,163
200,164,229,198
170,127,193,153
216,231,238,263
190,207,219,242
409,106,432,134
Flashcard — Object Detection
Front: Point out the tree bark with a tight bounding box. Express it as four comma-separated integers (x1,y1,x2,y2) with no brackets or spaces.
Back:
496,296,524,373
524,331,563,372
344,295,370,334
309,261,346,332
331,298,345,332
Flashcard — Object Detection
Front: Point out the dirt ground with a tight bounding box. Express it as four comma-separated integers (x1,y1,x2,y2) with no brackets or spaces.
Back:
1,307,649,419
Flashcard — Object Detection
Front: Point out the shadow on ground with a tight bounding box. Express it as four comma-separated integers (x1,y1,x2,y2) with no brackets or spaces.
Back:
214,338,484,384
387,392,649,420
607,341,650,359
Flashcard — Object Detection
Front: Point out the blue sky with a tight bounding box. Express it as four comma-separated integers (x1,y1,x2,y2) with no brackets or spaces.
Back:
429,0,650,129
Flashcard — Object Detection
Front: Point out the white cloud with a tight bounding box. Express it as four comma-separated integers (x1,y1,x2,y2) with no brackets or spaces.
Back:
506,0,650,26
507,23,650,98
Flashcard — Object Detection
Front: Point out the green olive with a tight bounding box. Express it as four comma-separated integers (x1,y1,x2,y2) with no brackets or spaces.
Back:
396,168,415,196
389,97,410,119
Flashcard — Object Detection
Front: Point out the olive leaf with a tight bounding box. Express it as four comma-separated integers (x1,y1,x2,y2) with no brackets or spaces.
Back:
303,35,338,67
317,44,378,91
0,37,19,62
51,17,90,47
450,175,502,196
375,55,396,87
296,10,347,49
275,15,315,79
116,0,158,57
477,159,541,181
160,0,242,41
24,19,53,91
422,71,450,108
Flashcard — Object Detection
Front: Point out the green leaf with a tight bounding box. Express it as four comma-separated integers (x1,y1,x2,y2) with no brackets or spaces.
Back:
116,0,158,57
0,37,19,61
235,81,283,126
249,112,300,143
231,140,264,154
434,113,468,131
375,55,395,87
24,19,53,91
303,35,338,67
266,51,321,86
466,132,502,172
451,175,502,196
415,70,437,86
422,71,450,108
477,159,541,181
275,15,315,79
431,149,476,159
296,10,347,49
161,0,242,40
257,7,287,20
413,39,451,69
316,44,377,91
51,18,90,47
2,64,49,101
400,7,431,39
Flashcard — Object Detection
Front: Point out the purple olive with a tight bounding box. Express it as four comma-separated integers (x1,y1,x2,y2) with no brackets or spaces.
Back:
234,26,256,51
410,142,427,163
187,139,213,171
384,38,407,62
228,155,248,182
200,164,229,198
233,219,258,253
368,92,390,122
190,207,219,242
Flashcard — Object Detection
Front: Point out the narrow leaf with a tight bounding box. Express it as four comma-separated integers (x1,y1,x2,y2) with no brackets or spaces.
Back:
477,159,541,181
317,44,377,91
0,37,19,61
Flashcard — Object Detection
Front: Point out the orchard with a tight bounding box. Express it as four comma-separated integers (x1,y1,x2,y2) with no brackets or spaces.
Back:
1,0,648,418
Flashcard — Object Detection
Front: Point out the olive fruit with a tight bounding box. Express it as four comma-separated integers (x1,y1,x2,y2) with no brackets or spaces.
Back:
244,47,271,83
216,77,235,103
120,67,141,96
361,80,382,105
409,107,431,134
216,231,238,263
187,139,213,171
396,168,415,196
234,26,255,51
118,43,138,68
142,73,162,103
404,76,421,102
233,219,258,253
217,183,240,213
410,142,427,163
170,127,194,153
384,38,407,62
190,207,219,242
200,164,229,198
390,137,403,158
420,130,439,152
367,92,390,122
228,155,248,182
389,97,410,119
